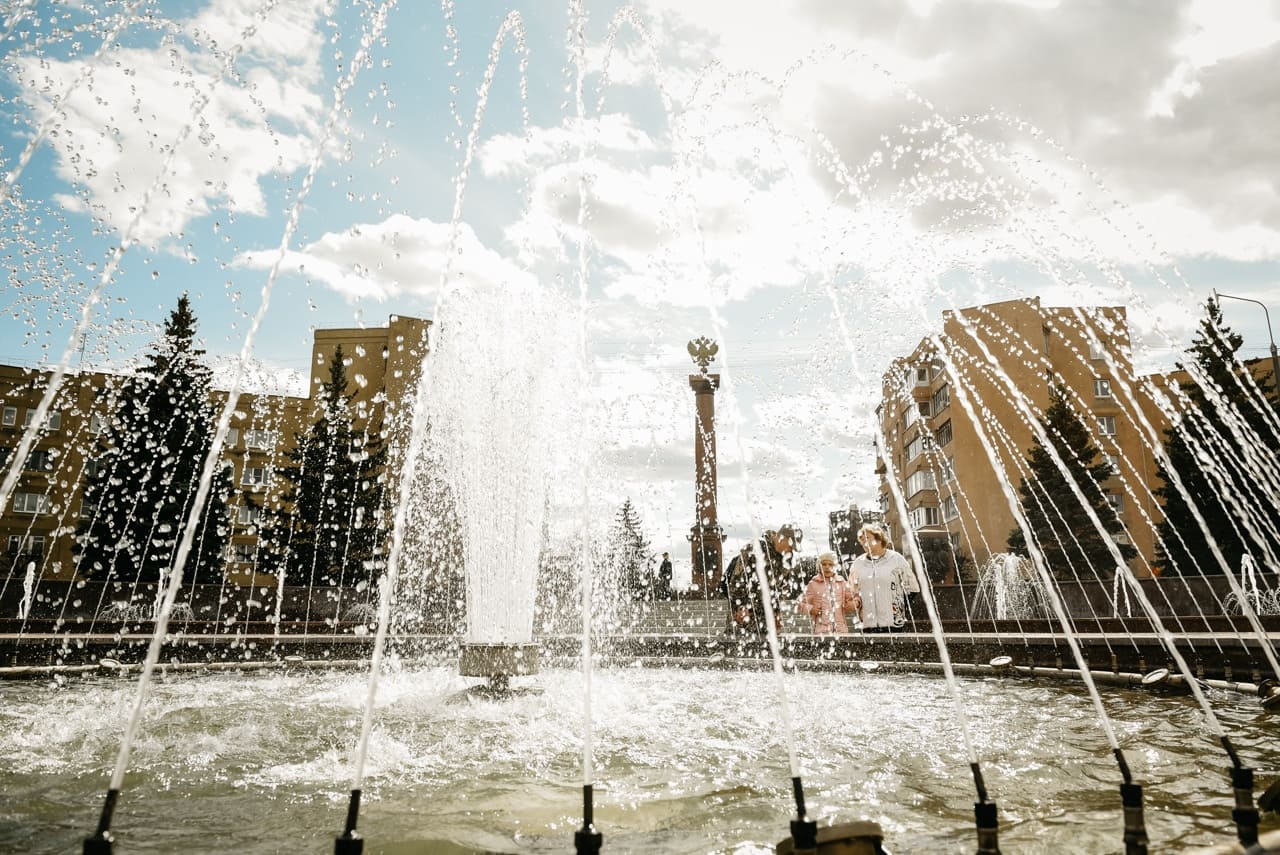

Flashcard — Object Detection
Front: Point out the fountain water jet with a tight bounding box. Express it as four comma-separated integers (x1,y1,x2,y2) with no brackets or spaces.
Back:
418,279,578,691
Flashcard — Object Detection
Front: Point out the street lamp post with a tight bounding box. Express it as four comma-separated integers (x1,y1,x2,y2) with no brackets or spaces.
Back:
1213,289,1280,395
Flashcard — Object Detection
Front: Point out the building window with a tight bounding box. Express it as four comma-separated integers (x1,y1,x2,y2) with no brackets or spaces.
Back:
906,469,936,496
903,405,918,429
237,504,263,526
1088,341,1106,360
1,406,16,427
910,505,941,528
1094,378,1112,398
231,543,256,563
1102,454,1118,476
914,366,931,386
934,420,954,447
917,400,932,418
244,429,273,450
1098,415,1117,437
241,465,270,486
225,427,240,447
942,495,959,521
25,449,53,472
84,458,104,480
940,455,956,483
1105,493,1124,513
931,384,950,414
906,435,925,461
6,535,44,557
81,500,99,518
12,492,50,514
21,409,59,430
89,412,106,434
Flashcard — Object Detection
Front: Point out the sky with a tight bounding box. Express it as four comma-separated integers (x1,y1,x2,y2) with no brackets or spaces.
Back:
2,0,1279,582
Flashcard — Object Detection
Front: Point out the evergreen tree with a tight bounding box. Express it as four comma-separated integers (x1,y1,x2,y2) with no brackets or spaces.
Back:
604,498,653,599
261,345,388,588
1007,386,1136,578
75,294,232,585
1154,300,1280,575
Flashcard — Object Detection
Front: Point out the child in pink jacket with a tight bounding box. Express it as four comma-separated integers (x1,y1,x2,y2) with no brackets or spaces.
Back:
797,551,860,634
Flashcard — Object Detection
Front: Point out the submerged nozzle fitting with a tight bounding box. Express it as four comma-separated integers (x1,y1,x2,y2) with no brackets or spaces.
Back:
83,832,113,854
83,788,118,855
1258,679,1280,712
974,800,1000,855
1231,765,1260,847
334,788,363,854
575,785,602,855
788,776,818,854
1120,782,1149,855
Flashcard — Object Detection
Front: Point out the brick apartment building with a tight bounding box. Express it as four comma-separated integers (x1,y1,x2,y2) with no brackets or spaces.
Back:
876,298,1169,579
1,315,428,586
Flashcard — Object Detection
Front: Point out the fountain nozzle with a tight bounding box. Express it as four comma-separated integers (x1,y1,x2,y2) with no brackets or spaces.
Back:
83,788,119,855
575,784,603,855
1258,679,1280,711
974,800,1001,854
1120,782,1149,855
82,833,113,855
1231,765,1260,847
334,788,363,854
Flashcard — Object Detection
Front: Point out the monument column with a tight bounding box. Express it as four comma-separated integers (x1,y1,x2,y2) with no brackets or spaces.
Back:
686,337,726,594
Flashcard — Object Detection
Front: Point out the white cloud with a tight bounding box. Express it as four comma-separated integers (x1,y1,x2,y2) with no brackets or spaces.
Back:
479,114,658,177
625,0,1280,264
233,213,537,300
8,0,329,247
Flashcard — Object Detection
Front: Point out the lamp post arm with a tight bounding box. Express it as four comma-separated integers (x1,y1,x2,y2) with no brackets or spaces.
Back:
1213,289,1280,397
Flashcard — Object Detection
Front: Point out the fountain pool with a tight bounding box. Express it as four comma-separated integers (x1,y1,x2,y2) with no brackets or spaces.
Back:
3,664,1276,854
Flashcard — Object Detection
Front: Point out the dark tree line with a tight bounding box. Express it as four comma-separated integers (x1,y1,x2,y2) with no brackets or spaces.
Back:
74,298,394,591
1154,300,1280,575
1006,300,1279,580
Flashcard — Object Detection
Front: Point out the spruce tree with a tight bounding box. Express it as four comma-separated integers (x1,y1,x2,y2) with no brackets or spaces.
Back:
1007,386,1136,578
75,294,232,585
605,498,653,599
1154,300,1280,574
262,345,387,588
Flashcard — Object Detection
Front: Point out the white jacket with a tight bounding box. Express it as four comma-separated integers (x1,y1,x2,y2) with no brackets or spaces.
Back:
849,549,917,629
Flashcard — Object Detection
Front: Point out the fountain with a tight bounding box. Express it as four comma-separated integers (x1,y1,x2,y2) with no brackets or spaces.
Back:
0,2,1279,854
970,553,1049,621
415,278,577,693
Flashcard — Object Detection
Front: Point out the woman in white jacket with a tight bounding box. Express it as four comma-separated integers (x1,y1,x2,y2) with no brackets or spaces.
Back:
848,523,919,632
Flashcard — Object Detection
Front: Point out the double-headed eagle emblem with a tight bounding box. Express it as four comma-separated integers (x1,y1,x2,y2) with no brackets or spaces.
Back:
687,336,718,373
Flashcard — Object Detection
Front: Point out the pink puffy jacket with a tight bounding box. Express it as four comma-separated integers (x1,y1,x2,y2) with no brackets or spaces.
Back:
797,573,858,634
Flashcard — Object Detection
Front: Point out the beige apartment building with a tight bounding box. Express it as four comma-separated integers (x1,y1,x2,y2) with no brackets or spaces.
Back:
876,298,1165,579
1,314,428,586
